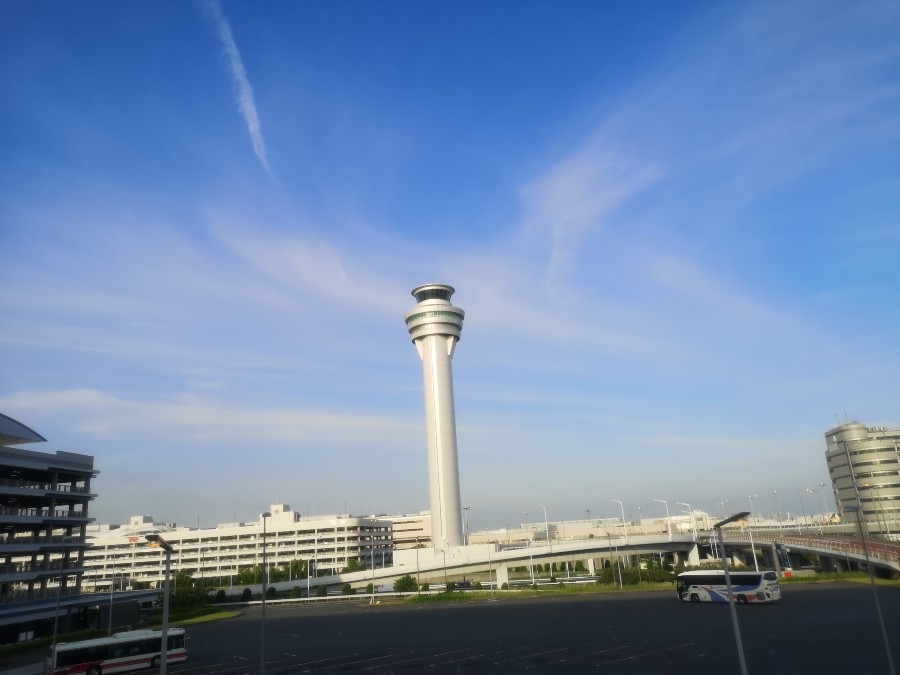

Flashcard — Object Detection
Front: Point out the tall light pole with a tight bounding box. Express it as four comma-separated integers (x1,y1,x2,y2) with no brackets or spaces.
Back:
772,489,783,530
539,505,550,551
50,535,75,671
653,499,672,541
462,505,471,546
715,511,751,675
414,537,421,594
677,502,696,541
261,511,271,675
611,499,627,543
145,534,174,675
108,569,123,636
798,490,808,534
844,505,896,675
747,494,758,519
818,482,829,523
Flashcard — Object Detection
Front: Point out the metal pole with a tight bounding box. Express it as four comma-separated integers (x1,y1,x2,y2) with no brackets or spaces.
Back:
848,506,896,675
415,537,420,593
160,548,171,675
463,506,470,546
50,536,72,671
540,505,550,551
654,499,671,541
716,524,748,675
261,512,270,675
612,500,627,544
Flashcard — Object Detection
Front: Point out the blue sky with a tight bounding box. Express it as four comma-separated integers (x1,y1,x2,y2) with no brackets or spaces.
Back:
1,1,898,531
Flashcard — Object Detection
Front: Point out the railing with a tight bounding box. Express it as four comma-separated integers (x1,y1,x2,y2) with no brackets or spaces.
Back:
0,506,88,519
723,530,900,565
0,478,91,493
0,586,82,605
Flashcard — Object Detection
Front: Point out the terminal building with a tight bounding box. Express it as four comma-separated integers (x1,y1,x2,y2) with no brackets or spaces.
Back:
825,421,900,540
82,506,429,590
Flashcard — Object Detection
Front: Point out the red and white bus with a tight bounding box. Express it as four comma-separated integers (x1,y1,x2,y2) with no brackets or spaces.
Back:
45,628,187,674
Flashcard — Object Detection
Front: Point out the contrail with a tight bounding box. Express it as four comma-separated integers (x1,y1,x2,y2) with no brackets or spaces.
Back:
204,0,272,175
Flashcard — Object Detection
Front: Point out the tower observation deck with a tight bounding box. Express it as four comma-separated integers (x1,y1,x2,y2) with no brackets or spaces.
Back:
404,284,465,550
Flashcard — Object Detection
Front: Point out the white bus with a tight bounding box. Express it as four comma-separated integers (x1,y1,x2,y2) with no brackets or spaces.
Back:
675,570,781,604
45,628,187,675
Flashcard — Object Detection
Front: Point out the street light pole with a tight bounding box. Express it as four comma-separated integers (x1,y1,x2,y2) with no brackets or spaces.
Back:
845,505,896,675
715,511,751,675
539,505,550,551
462,505,470,546
108,569,123,636
653,499,672,541
260,511,270,675
50,535,75,671
677,502,696,541
772,489,783,530
415,537,420,594
145,534,174,675
611,499,627,543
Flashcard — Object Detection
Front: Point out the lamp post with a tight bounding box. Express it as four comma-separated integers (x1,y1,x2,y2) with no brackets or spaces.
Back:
462,505,471,546
611,499,627,543
715,511,751,675
818,482,829,524
145,534,174,675
772,490,783,530
653,499,672,541
747,494,758,519
441,549,448,591
50,535,76,671
677,502,696,541
844,505,896,675
415,537,421,594
539,505,550,551
260,511,271,675
798,490,809,535
108,569,124,636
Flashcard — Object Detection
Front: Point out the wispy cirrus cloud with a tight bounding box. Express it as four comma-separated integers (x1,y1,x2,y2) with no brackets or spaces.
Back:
204,0,271,175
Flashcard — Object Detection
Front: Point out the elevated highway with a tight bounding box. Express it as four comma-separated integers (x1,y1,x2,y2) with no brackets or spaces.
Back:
266,527,898,596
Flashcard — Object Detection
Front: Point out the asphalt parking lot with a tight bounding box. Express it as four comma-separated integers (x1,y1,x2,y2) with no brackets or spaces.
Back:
172,583,899,674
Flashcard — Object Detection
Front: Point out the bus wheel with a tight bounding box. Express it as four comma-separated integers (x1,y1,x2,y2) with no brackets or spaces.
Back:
151,655,161,668
737,595,747,605
86,667,101,675
690,593,700,603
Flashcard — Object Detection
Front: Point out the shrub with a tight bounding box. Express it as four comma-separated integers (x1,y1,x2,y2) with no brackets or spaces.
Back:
215,589,226,603
315,585,327,597
266,586,276,599
445,581,456,593
341,583,353,595
393,574,418,593
474,581,483,590
366,583,374,594
421,582,430,592
290,586,302,598
241,588,252,602
501,582,509,590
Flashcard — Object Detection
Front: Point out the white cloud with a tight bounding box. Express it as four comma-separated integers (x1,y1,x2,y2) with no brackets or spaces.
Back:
204,0,272,175
0,389,416,443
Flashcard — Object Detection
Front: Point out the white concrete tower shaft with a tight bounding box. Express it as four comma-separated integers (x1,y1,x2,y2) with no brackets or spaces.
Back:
404,284,465,550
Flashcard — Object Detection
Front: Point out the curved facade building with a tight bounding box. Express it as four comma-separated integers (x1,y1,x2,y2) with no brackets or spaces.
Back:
404,284,465,550
825,422,900,540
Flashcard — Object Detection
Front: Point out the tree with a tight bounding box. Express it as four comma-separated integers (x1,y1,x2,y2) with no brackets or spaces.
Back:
343,558,362,573
393,574,417,592
215,589,226,603
266,586,276,599
241,588,252,602
365,582,374,594
290,586,302,598
501,582,509,590
341,583,353,595
315,585,327,597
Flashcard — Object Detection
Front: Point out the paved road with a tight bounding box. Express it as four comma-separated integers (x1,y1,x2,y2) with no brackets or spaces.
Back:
173,583,898,674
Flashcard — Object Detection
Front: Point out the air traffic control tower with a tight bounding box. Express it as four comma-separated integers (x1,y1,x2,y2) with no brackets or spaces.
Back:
405,284,465,550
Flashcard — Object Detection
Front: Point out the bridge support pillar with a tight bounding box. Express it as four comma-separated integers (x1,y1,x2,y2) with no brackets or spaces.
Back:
682,543,700,567
587,558,596,575
495,563,509,588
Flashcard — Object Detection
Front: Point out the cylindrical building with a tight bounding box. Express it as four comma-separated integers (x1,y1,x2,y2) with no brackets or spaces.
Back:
826,422,900,540
404,284,465,550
